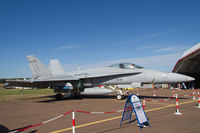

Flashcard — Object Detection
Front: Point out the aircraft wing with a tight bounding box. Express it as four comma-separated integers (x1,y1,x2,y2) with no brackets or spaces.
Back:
7,55,142,88
73,66,142,78
75,70,141,78
7,72,141,88
7,75,79,88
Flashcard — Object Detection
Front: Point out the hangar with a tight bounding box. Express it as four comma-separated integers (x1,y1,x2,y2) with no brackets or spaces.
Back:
173,43,200,88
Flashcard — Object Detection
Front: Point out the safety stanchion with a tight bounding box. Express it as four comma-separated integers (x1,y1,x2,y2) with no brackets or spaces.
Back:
197,90,200,109
72,111,75,133
143,99,146,110
136,89,139,96
172,89,175,97
152,84,156,97
193,87,196,100
174,94,182,115
177,84,181,90
153,89,156,97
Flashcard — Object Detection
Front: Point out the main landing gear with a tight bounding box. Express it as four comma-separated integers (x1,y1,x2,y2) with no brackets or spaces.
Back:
55,93,63,100
106,85,129,100
116,94,124,100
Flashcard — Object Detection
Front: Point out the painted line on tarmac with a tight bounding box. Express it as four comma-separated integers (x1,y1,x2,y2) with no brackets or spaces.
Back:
146,100,197,112
51,100,198,133
146,101,173,105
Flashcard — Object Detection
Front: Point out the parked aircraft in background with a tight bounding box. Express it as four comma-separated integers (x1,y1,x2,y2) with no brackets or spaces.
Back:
7,55,195,100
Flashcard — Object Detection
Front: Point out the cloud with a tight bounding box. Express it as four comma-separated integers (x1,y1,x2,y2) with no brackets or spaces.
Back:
137,41,181,50
112,24,195,46
138,33,161,40
112,33,161,46
125,53,182,70
111,27,182,46
55,45,86,50
101,52,182,70
153,46,190,52
137,41,191,54
62,52,183,72
137,44,159,50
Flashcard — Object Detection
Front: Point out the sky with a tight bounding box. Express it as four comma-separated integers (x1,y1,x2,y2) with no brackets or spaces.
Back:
0,0,200,78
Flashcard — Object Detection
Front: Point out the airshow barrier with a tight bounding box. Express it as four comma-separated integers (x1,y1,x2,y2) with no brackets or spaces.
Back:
197,91,200,108
8,108,132,133
8,89,199,133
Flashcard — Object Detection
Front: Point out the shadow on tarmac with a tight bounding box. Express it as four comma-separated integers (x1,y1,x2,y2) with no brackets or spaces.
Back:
138,95,188,100
29,130,38,133
0,124,38,133
97,119,138,133
0,125,9,133
36,93,189,103
37,95,120,103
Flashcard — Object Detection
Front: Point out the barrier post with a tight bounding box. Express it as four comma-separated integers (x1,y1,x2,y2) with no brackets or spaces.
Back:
152,84,156,97
143,99,146,110
197,91,200,109
153,89,156,97
72,111,75,133
174,94,182,115
177,84,181,90
172,89,175,97
136,89,139,96
193,87,196,100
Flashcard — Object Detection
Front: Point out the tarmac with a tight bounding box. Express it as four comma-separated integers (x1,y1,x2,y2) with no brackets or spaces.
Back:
0,88,200,133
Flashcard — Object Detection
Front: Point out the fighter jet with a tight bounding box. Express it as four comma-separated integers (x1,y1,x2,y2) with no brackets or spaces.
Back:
8,55,194,100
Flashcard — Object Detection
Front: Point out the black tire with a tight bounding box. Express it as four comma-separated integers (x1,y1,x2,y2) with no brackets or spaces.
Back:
116,94,123,100
55,93,63,100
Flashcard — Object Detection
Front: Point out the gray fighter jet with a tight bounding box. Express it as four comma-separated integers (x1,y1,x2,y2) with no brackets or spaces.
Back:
8,55,194,100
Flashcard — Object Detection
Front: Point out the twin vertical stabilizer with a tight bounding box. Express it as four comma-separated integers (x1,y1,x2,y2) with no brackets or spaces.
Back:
27,55,66,78
27,55,53,78
49,59,65,76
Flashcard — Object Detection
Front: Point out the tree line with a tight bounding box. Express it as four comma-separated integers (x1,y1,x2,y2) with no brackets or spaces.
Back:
0,78,24,83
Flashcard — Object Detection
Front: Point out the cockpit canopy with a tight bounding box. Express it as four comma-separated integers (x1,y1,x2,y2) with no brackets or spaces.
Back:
109,63,144,69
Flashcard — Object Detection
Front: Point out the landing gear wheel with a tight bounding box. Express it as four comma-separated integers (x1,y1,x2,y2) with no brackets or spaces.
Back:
74,88,81,98
74,93,81,98
116,94,123,100
55,93,63,100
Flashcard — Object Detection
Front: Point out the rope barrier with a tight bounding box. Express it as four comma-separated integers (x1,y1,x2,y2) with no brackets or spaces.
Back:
9,110,73,133
178,94,193,97
9,91,195,132
9,107,137,133
145,91,194,103
145,96,174,103
76,107,133,114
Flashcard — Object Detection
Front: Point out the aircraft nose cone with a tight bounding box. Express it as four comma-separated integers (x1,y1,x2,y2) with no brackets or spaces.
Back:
174,73,195,83
187,76,195,81
165,73,195,83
